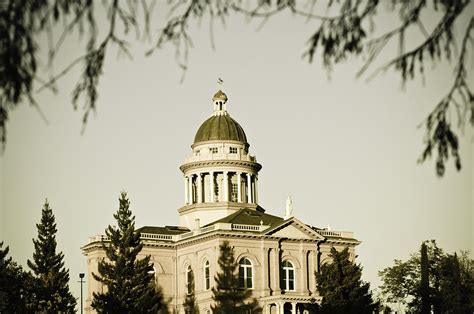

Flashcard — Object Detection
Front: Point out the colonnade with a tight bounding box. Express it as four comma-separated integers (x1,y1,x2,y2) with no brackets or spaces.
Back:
264,302,308,314
184,171,258,205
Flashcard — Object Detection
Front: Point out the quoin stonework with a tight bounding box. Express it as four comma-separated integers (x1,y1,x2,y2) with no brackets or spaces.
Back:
82,90,360,314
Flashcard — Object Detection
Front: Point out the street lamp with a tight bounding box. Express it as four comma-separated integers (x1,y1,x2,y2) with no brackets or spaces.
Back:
79,273,85,314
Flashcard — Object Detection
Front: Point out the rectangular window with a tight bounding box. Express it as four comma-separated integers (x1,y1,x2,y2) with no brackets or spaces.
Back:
229,147,237,154
210,147,218,154
231,183,238,202
239,267,245,287
204,264,210,290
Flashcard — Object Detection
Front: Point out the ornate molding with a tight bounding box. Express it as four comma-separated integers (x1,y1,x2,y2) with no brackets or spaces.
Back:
180,159,262,173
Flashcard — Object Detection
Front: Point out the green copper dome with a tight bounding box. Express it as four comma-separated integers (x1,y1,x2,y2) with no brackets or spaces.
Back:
194,115,248,145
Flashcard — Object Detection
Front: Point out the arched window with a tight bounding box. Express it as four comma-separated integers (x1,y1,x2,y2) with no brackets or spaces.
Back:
239,258,253,288
204,260,210,290
281,260,295,291
186,265,194,295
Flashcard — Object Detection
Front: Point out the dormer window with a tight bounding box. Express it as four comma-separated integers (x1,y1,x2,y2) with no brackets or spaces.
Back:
229,147,237,154
210,147,218,154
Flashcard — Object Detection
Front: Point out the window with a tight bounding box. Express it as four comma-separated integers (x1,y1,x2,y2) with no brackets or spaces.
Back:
281,260,295,291
210,147,218,154
229,147,237,154
186,265,194,295
204,260,210,290
194,149,200,156
239,258,253,288
231,183,238,202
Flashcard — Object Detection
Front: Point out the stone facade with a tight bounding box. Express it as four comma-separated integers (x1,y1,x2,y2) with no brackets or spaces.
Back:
82,90,360,313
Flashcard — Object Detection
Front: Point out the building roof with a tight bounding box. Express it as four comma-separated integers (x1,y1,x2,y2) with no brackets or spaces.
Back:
206,208,284,228
194,114,248,145
137,225,190,235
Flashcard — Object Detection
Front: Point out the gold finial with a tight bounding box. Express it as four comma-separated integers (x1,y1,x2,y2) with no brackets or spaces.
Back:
217,77,224,85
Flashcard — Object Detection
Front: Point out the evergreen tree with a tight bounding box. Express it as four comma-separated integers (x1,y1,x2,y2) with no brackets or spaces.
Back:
316,247,376,314
0,241,35,312
420,242,430,314
211,241,260,314
91,192,161,313
27,200,76,312
183,268,199,314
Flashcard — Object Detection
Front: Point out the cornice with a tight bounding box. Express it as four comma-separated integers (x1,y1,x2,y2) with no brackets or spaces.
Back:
180,159,262,173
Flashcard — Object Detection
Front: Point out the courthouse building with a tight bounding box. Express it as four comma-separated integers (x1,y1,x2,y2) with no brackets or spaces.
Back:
82,90,360,313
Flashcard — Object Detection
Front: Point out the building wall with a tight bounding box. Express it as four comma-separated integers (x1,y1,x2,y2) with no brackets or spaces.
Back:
83,234,357,313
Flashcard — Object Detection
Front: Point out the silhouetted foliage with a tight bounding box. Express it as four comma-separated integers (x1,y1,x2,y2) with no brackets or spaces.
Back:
0,242,36,312
91,191,161,313
183,268,199,314
27,200,76,312
211,241,260,314
420,242,430,314
379,240,474,313
1,0,472,176
315,247,376,314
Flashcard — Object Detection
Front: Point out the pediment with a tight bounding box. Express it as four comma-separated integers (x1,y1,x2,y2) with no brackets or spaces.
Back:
264,218,325,240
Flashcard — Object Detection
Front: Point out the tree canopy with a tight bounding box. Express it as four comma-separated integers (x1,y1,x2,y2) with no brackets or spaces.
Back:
0,0,472,176
211,240,260,314
91,191,161,313
27,199,76,312
379,240,474,313
316,246,376,314
0,242,36,312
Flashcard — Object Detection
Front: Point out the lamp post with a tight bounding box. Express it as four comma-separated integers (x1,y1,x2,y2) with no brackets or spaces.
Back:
79,273,85,314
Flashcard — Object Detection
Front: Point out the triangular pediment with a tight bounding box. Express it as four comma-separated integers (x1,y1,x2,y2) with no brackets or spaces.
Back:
264,217,325,240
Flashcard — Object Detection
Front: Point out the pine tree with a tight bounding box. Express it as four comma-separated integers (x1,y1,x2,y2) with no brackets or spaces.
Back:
316,247,376,314
0,242,34,311
91,192,161,313
211,241,260,314
27,200,76,312
183,268,199,314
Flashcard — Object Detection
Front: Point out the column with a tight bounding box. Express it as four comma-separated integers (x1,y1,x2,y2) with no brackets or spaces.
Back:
262,248,270,293
210,172,214,202
197,173,203,203
224,171,229,202
301,250,309,294
291,302,296,314
188,174,194,204
246,173,252,203
184,177,188,204
255,175,259,203
307,250,315,294
237,172,242,202
278,302,285,314
264,303,269,314
271,248,281,295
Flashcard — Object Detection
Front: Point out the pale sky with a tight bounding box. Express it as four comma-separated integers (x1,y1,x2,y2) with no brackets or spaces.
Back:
1,2,473,307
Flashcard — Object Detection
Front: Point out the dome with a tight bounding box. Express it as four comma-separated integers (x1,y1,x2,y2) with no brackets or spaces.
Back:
212,90,228,102
194,115,248,145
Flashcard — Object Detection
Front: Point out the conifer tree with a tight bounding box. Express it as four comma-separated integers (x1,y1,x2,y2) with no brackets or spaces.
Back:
27,200,76,312
211,241,260,314
183,268,199,314
316,247,376,314
0,242,35,311
91,192,161,313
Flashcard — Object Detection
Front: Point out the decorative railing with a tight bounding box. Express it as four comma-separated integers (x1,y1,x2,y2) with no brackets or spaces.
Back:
140,233,174,241
88,226,352,245
318,230,353,238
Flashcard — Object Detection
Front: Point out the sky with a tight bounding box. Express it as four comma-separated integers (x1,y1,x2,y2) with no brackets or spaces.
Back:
1,1,473,309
